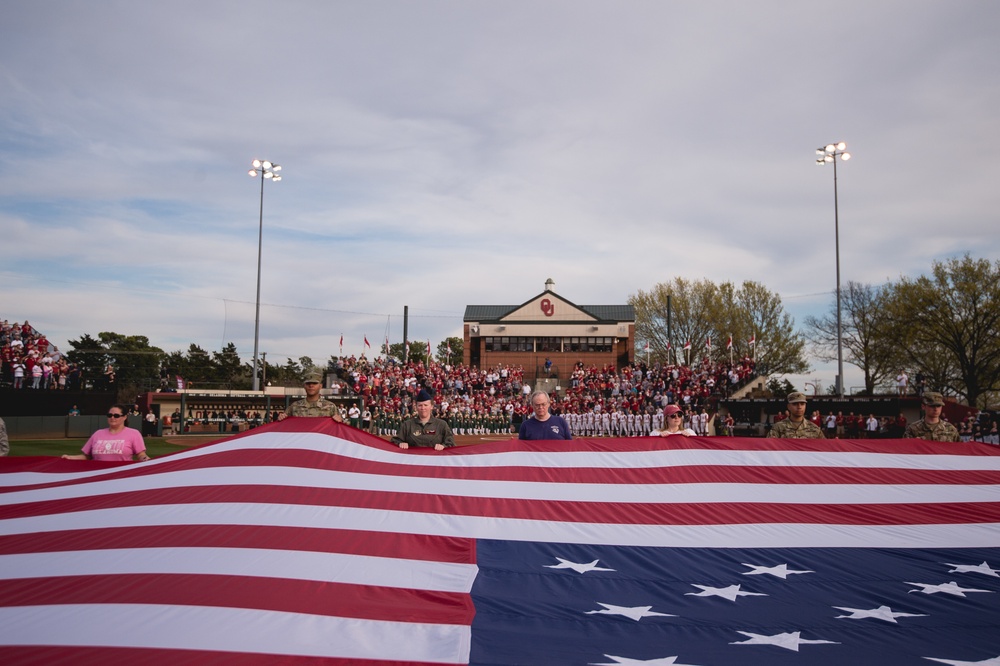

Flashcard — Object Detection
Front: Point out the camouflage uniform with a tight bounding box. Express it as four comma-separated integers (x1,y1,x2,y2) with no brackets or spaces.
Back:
285,398,341,418
903,419,960,442
769,418,825,439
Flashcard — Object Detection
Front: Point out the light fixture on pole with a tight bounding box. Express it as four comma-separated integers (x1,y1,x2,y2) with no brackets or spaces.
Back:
248,159,282,391
816,142,850,398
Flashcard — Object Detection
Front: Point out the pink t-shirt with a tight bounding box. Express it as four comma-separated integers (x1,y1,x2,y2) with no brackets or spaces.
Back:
82,427,146,461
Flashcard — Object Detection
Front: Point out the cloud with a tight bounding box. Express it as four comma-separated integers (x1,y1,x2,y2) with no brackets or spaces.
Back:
2,1,998,392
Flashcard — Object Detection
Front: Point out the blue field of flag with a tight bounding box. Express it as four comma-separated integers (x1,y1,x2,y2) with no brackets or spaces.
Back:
471,540,1000,665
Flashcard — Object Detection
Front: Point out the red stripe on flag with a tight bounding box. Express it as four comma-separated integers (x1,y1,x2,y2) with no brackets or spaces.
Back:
0,574,473,624
6,483,1000,526
0,525,474,562
8,449,1000,492
0,646,449,666
0,575,472,625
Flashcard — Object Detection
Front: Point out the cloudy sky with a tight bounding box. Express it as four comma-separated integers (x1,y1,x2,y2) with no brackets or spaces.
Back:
2,1,998,391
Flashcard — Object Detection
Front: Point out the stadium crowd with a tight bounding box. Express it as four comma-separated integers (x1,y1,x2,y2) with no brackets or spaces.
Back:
0,319,83,391
330,353,757,437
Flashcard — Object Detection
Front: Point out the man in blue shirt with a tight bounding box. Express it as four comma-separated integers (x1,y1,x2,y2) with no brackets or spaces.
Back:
518,390,573,441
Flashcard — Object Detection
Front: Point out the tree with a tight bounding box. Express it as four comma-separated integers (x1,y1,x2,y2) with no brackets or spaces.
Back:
631,278,720,365
66,333,108,388
630,278,807,374
382,340,428,365
888,255,1000,408
212,343,247,389
407,341,429,366
98,332,164,394
67,332,163,400
298,356,317,376
437,337,463,364
732,281,808,376
161,344,218,388
766,377,796,399
804,281,905,394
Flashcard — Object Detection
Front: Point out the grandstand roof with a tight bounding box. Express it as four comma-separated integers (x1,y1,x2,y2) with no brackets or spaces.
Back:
464,296,634,324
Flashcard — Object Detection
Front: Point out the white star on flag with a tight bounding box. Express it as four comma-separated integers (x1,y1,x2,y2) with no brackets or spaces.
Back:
545,557,616,574
590,655,703,666
945,561,1000,578
685,584,767,601
741,563,814,579
730,630,839,652
585,603,677,621
924,657,1000,665
833,604,928,623
906,581,994,597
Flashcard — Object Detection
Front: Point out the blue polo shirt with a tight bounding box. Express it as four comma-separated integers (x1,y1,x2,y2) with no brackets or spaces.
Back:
518,415,573,440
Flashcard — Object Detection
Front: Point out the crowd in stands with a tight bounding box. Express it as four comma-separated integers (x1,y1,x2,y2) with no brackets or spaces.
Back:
959,412,999,444
770,409,998,442
0,319,84,391
330,354,757,436
770,410,910,439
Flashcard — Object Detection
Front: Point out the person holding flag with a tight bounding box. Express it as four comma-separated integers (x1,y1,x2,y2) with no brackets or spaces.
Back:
656,404,695,438
62,404,151,462
392,388,454,451
769,392,824,439
519,390,573,441
279,371,344,422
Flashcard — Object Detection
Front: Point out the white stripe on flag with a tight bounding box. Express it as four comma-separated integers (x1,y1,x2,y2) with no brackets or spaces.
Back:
0,547,478,592
3,502,1000,548
0,604,471,663
5,465,1000,505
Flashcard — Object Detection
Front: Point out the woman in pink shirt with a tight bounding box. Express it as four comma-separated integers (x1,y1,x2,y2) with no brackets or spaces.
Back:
62,404,151,462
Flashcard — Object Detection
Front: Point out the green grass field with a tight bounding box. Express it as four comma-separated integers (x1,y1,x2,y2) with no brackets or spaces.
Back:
9,438,195,458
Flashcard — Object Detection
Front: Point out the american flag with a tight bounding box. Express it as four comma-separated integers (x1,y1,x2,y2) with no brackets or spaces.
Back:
2,421,1000,665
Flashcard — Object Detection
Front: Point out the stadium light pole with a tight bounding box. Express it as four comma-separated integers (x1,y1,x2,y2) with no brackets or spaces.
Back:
816,142,850,398
248,159,282,391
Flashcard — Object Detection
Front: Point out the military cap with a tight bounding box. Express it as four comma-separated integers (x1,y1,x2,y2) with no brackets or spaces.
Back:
786,391,807,404
922,391,945,407
415,388,434,403
303,371,324,384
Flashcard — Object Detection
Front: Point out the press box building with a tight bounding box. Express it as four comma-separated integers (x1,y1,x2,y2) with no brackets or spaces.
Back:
462,279,636,380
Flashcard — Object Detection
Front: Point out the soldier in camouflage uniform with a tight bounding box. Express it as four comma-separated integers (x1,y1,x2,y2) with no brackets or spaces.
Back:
279,371,344,422
769,392,825,439
904,392,960,442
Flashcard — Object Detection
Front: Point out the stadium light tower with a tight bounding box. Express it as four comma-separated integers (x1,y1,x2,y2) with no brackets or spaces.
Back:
816,142,851,398
248,159,282,391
